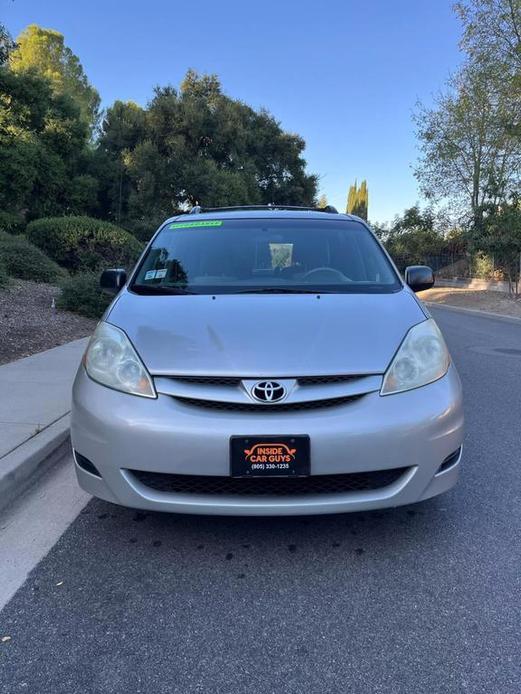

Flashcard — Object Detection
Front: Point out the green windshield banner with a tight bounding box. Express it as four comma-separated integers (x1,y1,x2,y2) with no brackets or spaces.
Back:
169,220,223,229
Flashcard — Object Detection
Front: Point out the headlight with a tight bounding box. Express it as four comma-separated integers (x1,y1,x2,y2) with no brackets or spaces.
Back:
381,318,450,396
84,322,156,398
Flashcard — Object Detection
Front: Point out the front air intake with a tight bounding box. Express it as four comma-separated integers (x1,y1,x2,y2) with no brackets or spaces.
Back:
436,447,462,475
128,467,410,496
74,451,102,478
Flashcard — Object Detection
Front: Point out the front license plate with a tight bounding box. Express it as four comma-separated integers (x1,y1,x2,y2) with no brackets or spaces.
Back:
230,436,310,477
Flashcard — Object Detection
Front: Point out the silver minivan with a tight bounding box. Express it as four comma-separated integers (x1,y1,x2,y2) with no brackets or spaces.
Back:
71,206,463,515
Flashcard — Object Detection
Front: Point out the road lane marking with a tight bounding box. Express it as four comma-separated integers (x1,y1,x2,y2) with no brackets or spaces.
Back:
0,455,90,611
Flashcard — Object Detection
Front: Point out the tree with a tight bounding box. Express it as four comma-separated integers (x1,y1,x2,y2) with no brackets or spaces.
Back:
180,68,222,102
347,182,357,215
100,101,147,153
456,0,521,144
9,24,100,131
381,206,451,270
0,65,91,218
2,29,318,234
473,193,521,294
455,0,521,80
414,61,520,225
357,180,368,219
0,23,15,66
346,179,369,219
96,70,318,236
415,2,521,227
317,193,328,208
96,101,147,225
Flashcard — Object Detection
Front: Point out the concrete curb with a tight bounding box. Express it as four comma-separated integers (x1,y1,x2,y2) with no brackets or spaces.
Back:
0,415,71,513
425,302,521,325
436,278,511,294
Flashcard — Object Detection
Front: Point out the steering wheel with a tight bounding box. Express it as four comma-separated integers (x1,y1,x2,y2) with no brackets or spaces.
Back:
301,267,350,282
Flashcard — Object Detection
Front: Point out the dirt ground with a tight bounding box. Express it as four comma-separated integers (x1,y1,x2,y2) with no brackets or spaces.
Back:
0,280,96,365
418,286,521,319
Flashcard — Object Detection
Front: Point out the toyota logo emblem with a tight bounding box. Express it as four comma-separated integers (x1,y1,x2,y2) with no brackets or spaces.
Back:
251,381,286,403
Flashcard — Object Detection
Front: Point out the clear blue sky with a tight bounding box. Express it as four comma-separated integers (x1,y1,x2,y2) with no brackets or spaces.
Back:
3,0,463,223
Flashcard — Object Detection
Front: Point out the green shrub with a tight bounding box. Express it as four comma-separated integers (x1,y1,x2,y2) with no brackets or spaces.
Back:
57,273,111,319
471,252,499,280
0,211,25,235
0,232,67,283
125,219,160,243
26,216,143,273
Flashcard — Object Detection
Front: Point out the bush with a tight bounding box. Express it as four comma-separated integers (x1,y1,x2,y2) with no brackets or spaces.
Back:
471,252,501,280
125,218,162,243
57,273,112,319
26,216,143,273
0,211,25,235
0,232,67,283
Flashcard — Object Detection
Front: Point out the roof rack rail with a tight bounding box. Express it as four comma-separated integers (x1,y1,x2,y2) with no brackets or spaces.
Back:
189,204,338,214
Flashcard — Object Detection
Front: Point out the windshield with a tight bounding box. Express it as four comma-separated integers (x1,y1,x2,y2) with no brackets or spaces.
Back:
130,218,401,295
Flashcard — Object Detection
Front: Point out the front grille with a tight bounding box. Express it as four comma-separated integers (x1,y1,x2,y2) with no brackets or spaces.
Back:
173,394,362,412
168,376,241,386
129,467,409,496
297,375,360,386
164,374,363,387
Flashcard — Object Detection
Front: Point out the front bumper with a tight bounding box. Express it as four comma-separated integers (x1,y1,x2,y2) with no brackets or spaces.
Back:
71,365,464,516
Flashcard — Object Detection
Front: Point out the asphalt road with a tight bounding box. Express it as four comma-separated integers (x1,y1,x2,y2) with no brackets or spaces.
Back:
1,306,521,694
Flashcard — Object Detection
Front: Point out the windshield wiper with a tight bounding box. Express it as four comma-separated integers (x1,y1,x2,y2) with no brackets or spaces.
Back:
132,284,336,296
234,287,333,294
131,284,196,295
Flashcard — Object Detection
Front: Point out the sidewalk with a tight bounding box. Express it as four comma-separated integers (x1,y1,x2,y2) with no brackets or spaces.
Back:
0,338,88,509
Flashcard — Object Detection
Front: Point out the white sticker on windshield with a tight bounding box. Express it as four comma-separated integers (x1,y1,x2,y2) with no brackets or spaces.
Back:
144,270,157,280
155,269,167,279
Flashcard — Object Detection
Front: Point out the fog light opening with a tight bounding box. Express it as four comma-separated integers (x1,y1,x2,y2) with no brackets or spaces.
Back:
436,447,462,475
74,451,102,478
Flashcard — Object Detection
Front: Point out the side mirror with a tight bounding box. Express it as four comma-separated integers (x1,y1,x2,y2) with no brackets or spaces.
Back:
404,265,434,293
100,268,127,295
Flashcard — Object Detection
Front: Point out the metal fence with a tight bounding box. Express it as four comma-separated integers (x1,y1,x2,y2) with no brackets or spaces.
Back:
388,253,470,278
387,250,520,295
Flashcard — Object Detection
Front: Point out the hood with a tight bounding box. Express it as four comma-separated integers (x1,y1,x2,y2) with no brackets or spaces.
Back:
107,289,426,376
